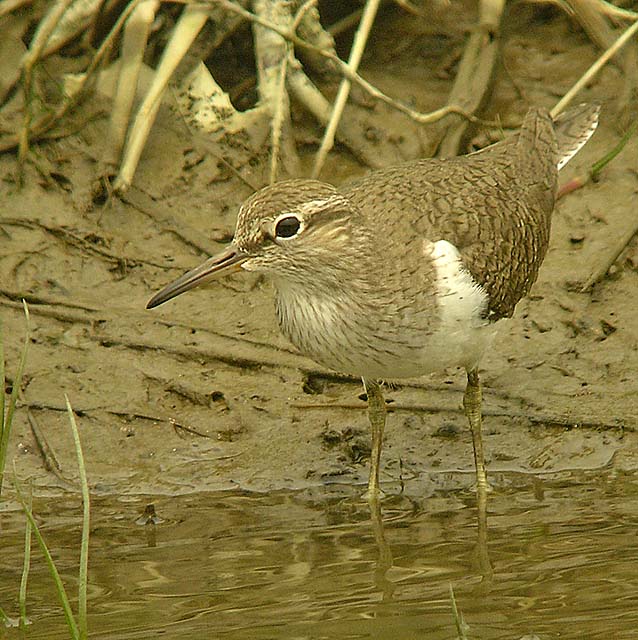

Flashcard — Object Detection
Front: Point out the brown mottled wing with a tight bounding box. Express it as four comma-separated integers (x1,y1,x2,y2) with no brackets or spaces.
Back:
345,108,558,319
455,107,559,318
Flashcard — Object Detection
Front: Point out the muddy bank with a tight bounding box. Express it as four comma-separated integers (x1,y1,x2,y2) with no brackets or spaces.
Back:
1,4,637,500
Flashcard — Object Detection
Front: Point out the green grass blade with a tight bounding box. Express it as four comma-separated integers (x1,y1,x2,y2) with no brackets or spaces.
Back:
19,481,33,628
65,395,90,640
0,302,30,497
591,117,638,179
0,605,12,626
13,474,79,640
449,584,468,640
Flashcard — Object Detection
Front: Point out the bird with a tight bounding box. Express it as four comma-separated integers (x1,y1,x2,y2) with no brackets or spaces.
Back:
147,103,599,506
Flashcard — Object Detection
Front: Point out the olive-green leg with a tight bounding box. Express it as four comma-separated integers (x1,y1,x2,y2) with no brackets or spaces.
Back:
463,368,489,513
362,377,386,502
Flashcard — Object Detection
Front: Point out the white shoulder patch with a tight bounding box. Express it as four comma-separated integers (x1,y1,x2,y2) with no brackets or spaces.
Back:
420,239,496,372
428,239,488,327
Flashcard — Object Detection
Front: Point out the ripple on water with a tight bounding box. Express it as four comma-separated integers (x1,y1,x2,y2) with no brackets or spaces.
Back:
1,471,637,639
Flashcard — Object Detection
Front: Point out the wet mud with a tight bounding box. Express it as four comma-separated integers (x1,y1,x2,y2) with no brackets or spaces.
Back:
1,4,637,500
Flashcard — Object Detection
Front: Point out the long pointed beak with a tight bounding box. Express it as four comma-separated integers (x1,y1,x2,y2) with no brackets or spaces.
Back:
147,245,247,309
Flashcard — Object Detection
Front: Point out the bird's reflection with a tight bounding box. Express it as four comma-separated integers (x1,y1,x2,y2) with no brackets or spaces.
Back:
474,496,493,580
369,495,395,600
364,486,493,599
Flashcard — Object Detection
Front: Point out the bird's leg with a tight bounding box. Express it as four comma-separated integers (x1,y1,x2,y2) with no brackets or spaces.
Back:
362,378,386,502
463,368,489,511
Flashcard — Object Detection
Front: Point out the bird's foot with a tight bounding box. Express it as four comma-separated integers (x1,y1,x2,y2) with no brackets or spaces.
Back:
469,479,494,495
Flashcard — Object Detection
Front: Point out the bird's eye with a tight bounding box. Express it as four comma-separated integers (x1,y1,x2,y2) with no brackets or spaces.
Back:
274,215,301,239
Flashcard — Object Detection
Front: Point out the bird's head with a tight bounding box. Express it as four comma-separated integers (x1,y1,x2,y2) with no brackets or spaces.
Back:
147,179,365,309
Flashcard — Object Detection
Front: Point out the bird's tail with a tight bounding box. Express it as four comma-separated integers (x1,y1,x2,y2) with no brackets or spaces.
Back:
553,103,600,171
514,107,558,194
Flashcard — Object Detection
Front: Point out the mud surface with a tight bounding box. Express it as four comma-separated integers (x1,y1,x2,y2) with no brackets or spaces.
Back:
1,5,637,500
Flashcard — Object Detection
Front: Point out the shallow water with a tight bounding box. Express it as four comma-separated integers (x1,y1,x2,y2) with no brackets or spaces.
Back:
1,471,638,639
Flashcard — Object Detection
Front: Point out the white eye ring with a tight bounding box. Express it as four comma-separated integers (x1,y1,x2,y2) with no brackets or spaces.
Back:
273,213,303,239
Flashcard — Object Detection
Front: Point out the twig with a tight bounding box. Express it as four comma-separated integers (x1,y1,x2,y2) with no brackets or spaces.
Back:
119,187,221,256
291,400,634,431
563,0,638,115
27,409,67,481
25,400,211,438
18,0,75,181
113,3,209,193
312,0,381,178
0,288,302,358
99,332,299,371
436,0,505,157
105,0,160,169
580,216,638,291
286,57,387,168
541,0,638,21
0,290,325,374
327,6,364,37
169,419,212,438
1,110,105,152
252,0,300,181
597,0,638,21
0,0,33,19
0,217,185,270
143,371,215,407
0,0,147,154
0,289,98,317
393,0,426,16
552,18,638,116
209,0,471,126
40,0,103,57
295,0,339,77
269,30,291,183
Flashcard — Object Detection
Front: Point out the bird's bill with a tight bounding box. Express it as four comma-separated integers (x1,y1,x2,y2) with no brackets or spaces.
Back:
146,245,247,309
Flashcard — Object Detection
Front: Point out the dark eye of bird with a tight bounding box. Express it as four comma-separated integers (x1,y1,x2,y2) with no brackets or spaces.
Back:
274,216,301,238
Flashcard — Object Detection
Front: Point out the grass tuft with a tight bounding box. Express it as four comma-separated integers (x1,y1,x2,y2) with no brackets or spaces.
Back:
2,302,90,638
10,396,90,639
13,472,80,640
14,394,91,640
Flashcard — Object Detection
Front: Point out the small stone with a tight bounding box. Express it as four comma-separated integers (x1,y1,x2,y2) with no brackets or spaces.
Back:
321,428,342,446
600,319,617,336
434,423,462,438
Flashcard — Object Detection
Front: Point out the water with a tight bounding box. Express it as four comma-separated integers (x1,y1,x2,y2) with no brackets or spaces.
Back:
1,471,637,639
